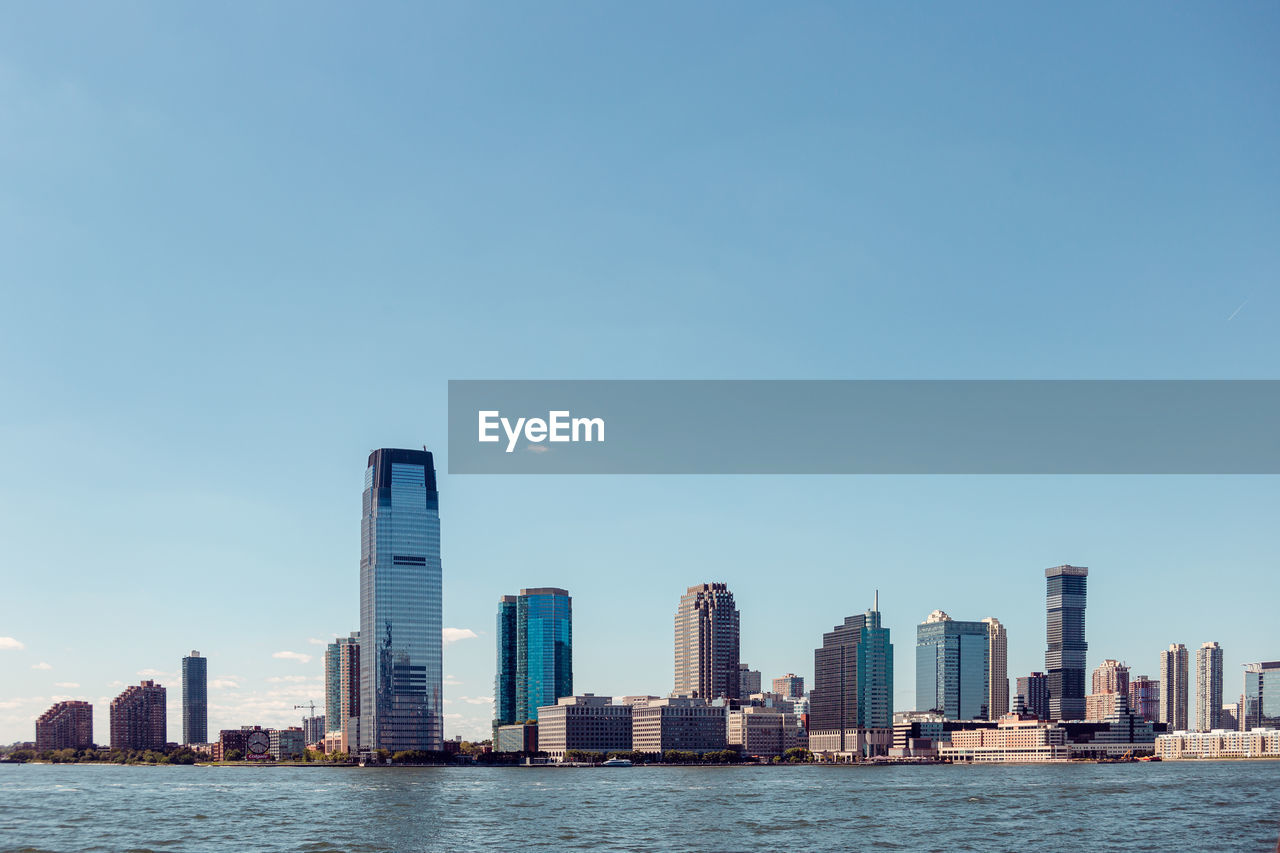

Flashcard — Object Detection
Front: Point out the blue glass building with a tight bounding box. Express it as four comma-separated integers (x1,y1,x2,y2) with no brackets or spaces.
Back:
181,651,207,745
359,448,443,753
1243,661,1280,730
915,611,989,720
494,588,572,732
1046,565,1088,721
810,600,894,732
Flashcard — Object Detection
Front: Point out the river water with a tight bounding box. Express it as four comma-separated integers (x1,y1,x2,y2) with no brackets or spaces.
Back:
2,762,1277,851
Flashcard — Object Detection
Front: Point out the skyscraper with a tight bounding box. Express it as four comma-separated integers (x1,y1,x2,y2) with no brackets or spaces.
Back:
1015,672,1049,720
772,674,804,700
1160,643,1189,731
1195,641,1224,732
1128,675,1160,722
1086,659,1131,721
673,583,740,699
1045,564,1088,720
359,448,443,754
35,701,93,751
494,587,573,733
915,611,989,720
982,617,1008,720
811,600,893,733
110,680,167,751
1242,661,1280,731
182,651,207,745
325,631,360,743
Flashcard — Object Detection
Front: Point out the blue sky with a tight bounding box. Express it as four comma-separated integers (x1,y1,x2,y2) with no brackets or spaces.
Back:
1,2,1277,743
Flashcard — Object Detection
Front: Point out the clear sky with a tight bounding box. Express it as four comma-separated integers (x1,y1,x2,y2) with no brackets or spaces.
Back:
1,2,1277,744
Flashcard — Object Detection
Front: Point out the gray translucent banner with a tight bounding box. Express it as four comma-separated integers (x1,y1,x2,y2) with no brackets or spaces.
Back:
447,380,1280,474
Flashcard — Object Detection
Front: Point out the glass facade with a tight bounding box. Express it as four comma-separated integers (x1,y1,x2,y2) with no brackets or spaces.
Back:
181,652,207,745
359,449,443,753
325,632,360,733
494,596,518,732
915,614,989,720
1045,565,1088,721
515,589,573,721
811,605,893,731
1243,661,1280,731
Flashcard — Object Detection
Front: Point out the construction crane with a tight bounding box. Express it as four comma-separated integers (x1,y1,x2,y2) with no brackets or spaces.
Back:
294,700,318,723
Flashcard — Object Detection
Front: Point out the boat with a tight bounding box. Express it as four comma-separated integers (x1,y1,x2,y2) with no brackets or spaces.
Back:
600,758,633,767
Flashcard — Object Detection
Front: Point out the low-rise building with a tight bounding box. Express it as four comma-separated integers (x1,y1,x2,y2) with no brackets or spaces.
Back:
35,701,94,751
633,697,726,755
1155,728,1280,760
808,728,892,760
940,713,1070,763
496,723,538,754
536,695,632,760
726,705,805,758
269,727,305,760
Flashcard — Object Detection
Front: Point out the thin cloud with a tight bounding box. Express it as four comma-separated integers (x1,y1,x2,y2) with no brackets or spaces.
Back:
456,696,494,706
272,651,313,664
136,668,173,679
0,637,24,651
31,662,52,671
54,682,80,688
443,628,478,645
210,679,240,690
1227,298,1248,322
307,637,329,646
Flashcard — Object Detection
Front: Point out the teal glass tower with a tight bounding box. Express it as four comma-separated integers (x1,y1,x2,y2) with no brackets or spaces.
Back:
181,651,207,745
811,596,893,731
494,588,572,731
915,612,990,720
359,449,443,753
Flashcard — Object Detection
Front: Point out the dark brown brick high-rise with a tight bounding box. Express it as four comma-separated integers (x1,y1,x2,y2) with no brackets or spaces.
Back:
110,680,167,750
35,701,93,751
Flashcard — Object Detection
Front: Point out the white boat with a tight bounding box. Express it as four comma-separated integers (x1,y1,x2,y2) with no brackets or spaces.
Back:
600,758,633,767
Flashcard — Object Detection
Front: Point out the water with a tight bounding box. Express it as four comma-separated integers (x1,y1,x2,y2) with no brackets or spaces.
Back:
1,762,1277,852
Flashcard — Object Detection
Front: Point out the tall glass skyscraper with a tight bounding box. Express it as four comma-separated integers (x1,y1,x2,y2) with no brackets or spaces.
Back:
181,651,207,745
359,448,443,753
1045,564,1088,721
325,631,360,737
1242,661,1280,731
811,600,893,732
915,611,989,720
494,588,573,733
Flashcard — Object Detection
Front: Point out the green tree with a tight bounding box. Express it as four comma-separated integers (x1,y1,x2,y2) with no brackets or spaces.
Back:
783,747,812,763
224,748,243,762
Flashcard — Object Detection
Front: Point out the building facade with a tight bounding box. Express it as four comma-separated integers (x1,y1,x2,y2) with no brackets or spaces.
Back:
1085,659,1131,722
269,727,305,760
940,713,1071,763
727,705,806,758
772,674,804,700
35,701,93,751
1160,643,1189,731
738,664,762,698
359,448,443,753
182,651,207,746
673,583,740,699
1015,672,1049,720
811,600,894,742
302,715,326,745
1156,728,1280,760
632,697,727,755
1195,641,1223,732
110,681,167,751
982,617,1009,720
916,611,989,720
495,723,539,754
325,632,360,739
1045,565,1088,721
536,695,633,760
1242,661,1280,731
494,588,573,735
1128,675,1160,722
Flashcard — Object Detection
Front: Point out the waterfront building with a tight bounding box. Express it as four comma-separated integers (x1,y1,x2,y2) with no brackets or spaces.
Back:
1160,644,1189,731
674,583,740,699
1242,661,1280,730
494,587,573,736
110,680,167,751
982,618,1008,720
269,727,305,760
1085,659,1130,722
1128,676,1160,722
325,632,361,742
181,651,207,746
359,448,443,753
890,711,996,757
812,599,893,732
726,705,806,759
1195,641,1224,732
1220,702,1239,732
1155,728,1280,760
35,701,93,751
216,728,249,760
1015,672,1049,720
1045,565,1088,721
536,695,632,760
772,674,804,700
916,610,989,720
940,713,1071,763
632,697,727,755
738,664,761,698
302,715,326,745
495,723,538,754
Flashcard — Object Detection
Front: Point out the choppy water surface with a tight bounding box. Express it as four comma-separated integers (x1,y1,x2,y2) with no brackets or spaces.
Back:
1,762,1277,852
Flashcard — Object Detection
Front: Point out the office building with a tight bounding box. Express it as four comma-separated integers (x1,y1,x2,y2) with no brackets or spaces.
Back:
302,715,326,745
536,695,633,760
1160,644,1189,731
1221,702,1239,732
1156,728,1280,760
181,651,207,746
1085,659,1130,722
1195,641,1223,732
916,611,989,720
739,664,762,698
1045,565,1088,721
1242,661,1280,731
982,617,1009,720
772,674,804,700
494,588,573,735
632,697,727,755
110,680,167,751
1015,672,1049,720
940,713,1070,763
35,701,93,751
359,448,443,753
325,631,361,747
673,583,740,699
727,705,807,758
1128,676,1160,722
495,723,538,754
269,727,305,760
811,598,894,746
